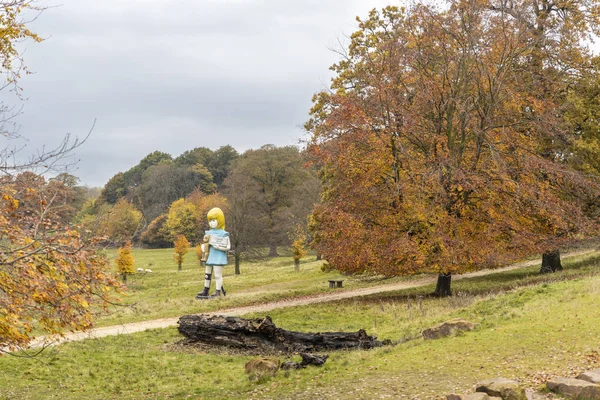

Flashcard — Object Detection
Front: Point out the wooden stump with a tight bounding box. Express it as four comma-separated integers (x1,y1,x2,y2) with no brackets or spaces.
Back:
177,314,386,353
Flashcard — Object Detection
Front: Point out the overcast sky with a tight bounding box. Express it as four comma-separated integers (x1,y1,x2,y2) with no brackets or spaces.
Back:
0,0,394,187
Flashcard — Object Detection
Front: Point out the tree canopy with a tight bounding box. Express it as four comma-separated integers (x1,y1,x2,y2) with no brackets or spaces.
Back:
228,145,317,257
97,146,236,222
306,1,600,278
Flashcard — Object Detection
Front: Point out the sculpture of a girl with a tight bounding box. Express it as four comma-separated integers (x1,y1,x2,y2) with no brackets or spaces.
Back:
196,207,230,299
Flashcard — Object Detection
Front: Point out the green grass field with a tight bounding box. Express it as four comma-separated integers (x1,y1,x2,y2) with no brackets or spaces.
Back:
92,248,413,327
1,248,599,399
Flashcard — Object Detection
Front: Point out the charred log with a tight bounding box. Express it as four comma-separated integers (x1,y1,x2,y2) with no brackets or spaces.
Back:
177,314,386,353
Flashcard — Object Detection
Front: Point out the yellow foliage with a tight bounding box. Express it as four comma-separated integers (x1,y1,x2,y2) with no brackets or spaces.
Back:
173,234,190,270
1,173,122,349
166,198,198,242
102,199,143,243
116,241,135,278
291,238,307,262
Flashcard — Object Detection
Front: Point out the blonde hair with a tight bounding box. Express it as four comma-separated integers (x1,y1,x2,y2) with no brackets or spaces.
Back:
207,207,225,229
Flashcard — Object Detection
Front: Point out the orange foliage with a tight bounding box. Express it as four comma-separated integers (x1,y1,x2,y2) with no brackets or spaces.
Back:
173,234,190,270
0,174,122,350
307,3,600,277
186,191,228,228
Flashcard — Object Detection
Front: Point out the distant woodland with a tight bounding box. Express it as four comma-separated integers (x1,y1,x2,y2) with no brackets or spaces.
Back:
62,144,321,267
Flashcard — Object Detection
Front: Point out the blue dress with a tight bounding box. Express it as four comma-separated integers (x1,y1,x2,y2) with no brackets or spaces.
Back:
205,229,229,266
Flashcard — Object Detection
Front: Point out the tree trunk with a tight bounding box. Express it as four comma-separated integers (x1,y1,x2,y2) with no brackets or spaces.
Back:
294,259,300,271
122,273,127,282
177,314,387,353
540,249,563,274
234,251,241,275
316,252,322,261
434,273,452,297
268,244,279,257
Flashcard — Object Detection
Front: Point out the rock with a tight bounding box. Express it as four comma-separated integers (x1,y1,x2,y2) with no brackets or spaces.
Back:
280,353,329,371
299,352,328,366
476,378,527,400
422,319,476,340
280,361,302,370
525,388,547,400
446,393,502,400
578,369,600,384
244,358,280,380
547,377,600,399
446,394,501,400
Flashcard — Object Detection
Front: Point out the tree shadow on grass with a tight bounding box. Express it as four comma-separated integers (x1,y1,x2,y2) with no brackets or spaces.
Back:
344,254,600,306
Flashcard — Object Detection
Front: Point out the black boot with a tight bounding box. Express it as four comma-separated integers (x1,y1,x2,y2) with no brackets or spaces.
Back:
210,289,222,298
195,287,210,299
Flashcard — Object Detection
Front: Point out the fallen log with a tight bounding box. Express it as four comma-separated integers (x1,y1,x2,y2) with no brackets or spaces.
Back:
177,314,387,353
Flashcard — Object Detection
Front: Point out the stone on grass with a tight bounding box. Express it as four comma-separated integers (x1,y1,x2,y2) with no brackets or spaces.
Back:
525,388,547,400
476,378,527,400
546,377,600,399
280,353,329,370
422,319,476,340
446,393,502,399
244,358,280,380
578,369,600,384
280,361,302,370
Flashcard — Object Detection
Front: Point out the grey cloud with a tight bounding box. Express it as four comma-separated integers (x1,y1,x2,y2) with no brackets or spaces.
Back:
5,0,393,186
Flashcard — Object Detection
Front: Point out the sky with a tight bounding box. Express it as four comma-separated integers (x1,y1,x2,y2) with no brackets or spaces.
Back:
1,0,395,187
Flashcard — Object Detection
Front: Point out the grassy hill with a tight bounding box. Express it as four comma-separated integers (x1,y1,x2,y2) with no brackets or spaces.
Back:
1,248,599,399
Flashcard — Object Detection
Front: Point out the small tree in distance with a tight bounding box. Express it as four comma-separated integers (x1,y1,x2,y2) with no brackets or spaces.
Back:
116,241,135,282
195,244,203,266
173,234,190,271
291,227,307,272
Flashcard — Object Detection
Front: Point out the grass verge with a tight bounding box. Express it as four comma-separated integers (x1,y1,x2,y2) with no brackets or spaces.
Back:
0,251,599,399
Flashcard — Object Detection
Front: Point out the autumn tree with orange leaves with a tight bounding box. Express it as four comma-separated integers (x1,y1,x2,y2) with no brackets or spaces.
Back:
1,175,122,351
487,0,600,272
173,234,190,271
0,3,122,351
306,1,600,296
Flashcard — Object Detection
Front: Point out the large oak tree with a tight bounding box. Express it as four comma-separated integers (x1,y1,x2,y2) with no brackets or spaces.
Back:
229,145,314,257
306,0,600,295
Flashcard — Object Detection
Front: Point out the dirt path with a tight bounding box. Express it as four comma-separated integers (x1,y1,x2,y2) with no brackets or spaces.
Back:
25,248,598,349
